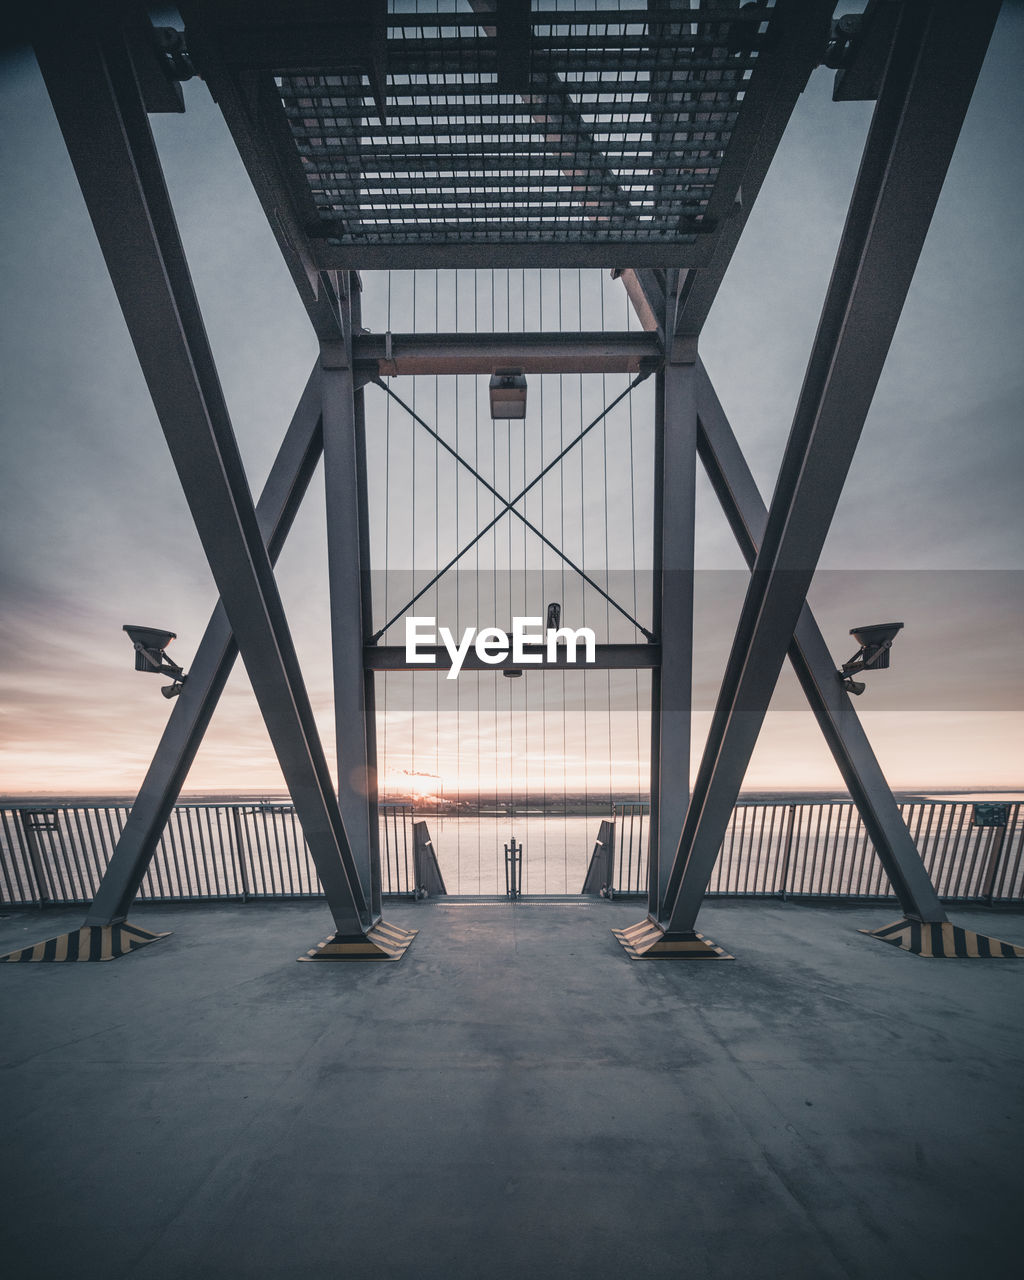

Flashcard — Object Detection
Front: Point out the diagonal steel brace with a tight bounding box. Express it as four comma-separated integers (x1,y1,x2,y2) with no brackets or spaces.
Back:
695,362,946,923
84,368,324,925
34,9,371,935
661,0,999,935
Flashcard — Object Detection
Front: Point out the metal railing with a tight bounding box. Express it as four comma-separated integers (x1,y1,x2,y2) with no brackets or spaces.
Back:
0,803,417,906
608,799,1024,904
2,798,1021,909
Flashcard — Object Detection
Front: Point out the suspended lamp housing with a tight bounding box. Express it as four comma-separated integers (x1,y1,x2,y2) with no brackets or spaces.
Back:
489,369,527,419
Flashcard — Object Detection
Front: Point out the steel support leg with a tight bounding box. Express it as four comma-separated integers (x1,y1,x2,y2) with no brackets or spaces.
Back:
647,357,696,918
322,282,381,915
84,367,324,925
34,11,371,938
353,375,384,919
660,0,998,937
694,362,946,923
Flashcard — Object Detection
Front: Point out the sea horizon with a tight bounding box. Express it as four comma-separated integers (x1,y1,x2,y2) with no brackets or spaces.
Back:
4,786,1022,809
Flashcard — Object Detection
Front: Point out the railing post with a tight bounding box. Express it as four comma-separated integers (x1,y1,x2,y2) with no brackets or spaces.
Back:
582,819,616,897
18,810,52,906
230,805,251,902
778,804,797,902
413,821,446,899
981,815,1010,905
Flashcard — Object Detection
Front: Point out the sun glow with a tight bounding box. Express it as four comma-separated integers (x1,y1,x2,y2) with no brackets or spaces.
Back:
382,770,445,803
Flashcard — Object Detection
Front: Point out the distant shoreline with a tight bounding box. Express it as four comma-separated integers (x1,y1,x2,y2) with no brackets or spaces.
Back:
3,787,1021,814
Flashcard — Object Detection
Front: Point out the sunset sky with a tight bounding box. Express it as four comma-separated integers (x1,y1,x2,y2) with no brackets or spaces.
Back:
1,8,1022,799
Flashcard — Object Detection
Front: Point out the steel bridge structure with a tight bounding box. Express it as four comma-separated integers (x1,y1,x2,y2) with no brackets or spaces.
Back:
9,0,1016,964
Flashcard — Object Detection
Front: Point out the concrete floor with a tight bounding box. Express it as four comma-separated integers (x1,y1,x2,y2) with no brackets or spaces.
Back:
1,899,1022,1280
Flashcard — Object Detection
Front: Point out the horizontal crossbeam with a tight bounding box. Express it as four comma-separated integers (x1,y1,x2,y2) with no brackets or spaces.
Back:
356,331,661,377
366,644,659,672
314,240,714,272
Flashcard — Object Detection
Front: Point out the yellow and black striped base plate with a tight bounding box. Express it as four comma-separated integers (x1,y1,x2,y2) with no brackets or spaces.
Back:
298,920,417,963
861,918,1024,958
1,923,170,963
613,919,733,960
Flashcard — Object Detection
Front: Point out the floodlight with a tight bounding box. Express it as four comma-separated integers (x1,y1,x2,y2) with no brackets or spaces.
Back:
123,623,186,684
849,622,903,667
838,621,903,694
547,602,561,631
489,369,527,420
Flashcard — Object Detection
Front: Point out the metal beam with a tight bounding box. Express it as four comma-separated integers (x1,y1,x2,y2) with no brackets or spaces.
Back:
694,361,946,923
178,3,346,343
612,268,666,347
617,243,947,924
356,331,662,378
352,342,384,919
365,645,659,672
84,368,324,925
34,8,371,935
314,239,714,272
322,280,380,915
619,1,831,351
670,0,833,343
662,0,999,935
647,359,696,918
467,0,651,224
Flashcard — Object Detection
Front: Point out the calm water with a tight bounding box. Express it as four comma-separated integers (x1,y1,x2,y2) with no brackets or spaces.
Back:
409,813,601,895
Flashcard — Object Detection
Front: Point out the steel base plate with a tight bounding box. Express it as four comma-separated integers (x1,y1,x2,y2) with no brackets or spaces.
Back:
299,920,417,962
860,918,1024,957
613,919,733,960
1,923,171,962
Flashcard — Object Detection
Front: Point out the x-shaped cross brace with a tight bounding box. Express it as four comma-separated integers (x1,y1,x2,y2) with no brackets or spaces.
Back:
369,375,656,644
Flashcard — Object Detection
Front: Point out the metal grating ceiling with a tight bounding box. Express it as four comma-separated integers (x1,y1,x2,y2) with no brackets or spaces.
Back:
276,2,769,252
184,0,829,272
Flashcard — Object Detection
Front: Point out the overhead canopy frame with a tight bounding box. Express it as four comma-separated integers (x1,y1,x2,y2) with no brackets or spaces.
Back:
18,0,1006,964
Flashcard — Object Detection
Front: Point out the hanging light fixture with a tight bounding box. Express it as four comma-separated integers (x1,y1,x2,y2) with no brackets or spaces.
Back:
489,369,527,419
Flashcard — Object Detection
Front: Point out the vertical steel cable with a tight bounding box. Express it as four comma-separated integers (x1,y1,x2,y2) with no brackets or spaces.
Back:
577,268,589,863
454,273,461,891
627,357,641,803
600,275,613,823
434,268,441,849
382,269,392,828
474,269,482,893
558,269,568,889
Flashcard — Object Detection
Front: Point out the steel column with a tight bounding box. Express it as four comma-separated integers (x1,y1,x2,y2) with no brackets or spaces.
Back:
322,280,380,914
661,0,998,935
353,367,384,919
84,368,324,925
648,352,696,917
669,0,833,340
34,10,370,935
695,362,946,923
